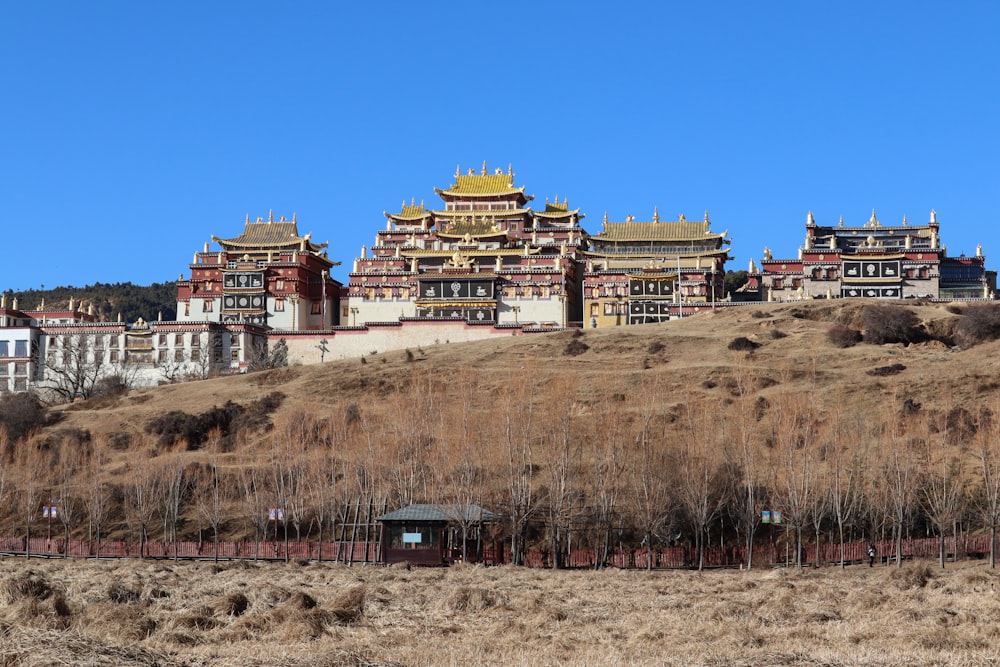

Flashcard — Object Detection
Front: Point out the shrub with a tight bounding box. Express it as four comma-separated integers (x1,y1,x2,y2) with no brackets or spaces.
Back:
727,337,759,352
647,340,666,354
867,363,906,377
0,393,49,443
770,329,787,339
954,303,1000,347
564,339,589,356
862,305,925,345
827,324,862,348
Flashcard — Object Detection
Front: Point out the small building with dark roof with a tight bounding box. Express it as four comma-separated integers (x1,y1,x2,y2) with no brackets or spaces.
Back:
376,503,501,566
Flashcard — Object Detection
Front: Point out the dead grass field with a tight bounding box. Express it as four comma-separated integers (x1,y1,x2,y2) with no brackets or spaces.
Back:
2,557,1000,666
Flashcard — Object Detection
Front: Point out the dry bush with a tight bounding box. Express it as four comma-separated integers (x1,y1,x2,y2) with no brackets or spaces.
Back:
647,340,666,354
328,585,366,624
826,324,862,348
889,562,935,590
445,585,509,612
954,303,1000,347
867,363,906,377
727,337,759,352
863,304,925,345
564,339,589,356
769,329,787,339
107,583,141,604
3,570,53,603
220,591,250,617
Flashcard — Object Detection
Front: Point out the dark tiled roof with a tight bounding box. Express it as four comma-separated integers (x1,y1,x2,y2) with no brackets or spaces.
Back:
376,503,501,523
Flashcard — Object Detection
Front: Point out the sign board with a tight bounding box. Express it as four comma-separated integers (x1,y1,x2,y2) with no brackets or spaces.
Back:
417,278,495,300
402,532,423,544
224,272,265,289
843,260,901,281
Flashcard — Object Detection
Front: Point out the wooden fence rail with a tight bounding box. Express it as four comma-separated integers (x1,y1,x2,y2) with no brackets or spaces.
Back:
1,534,993,568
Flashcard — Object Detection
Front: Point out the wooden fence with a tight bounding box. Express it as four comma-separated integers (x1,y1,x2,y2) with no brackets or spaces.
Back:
1,534,993,568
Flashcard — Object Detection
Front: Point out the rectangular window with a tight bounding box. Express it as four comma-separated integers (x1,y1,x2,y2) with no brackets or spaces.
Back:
14,340,27,357
275,299,285,312
157,350,167,363
342,306,349,317
191,336,200,348
311,302,321,314
0,341,7,357
110,350,119,362
158,334,167,345
174,349,184,362
175,334,184,345
203,299,214,313
191,348,201,361
14,362,27,376
0,364,7,376
110,335,119,347
231,349,240,362
13,377,26,391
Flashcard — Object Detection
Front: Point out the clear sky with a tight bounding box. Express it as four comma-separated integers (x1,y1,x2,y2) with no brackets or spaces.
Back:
2,2,998,290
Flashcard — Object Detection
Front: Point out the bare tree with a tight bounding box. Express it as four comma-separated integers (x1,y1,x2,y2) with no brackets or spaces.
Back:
630,374,675,571
676,402,726,571
42,334,105,403
976,405,1000,568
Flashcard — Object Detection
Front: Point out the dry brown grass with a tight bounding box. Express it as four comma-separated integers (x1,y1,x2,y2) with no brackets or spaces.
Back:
1,557,1000,666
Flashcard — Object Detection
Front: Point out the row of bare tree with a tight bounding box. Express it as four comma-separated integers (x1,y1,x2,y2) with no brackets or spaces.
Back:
4,363,1000,570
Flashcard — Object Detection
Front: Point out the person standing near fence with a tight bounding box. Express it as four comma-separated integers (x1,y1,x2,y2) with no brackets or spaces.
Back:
867,543,877,567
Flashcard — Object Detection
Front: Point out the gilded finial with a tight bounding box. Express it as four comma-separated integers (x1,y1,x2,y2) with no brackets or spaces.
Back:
603,211,608,227
704,210,710,224
481,160,487,175
455,164,461,178
411,197,416,206
508,163,513,176
930,209,938,224
268,209,274,223
838,215,844,227
292,212,297,223
807,211,815,225
246,213,250,224
869,209,878,227
653,206,659,223
902,214,908,226
678,213,686,222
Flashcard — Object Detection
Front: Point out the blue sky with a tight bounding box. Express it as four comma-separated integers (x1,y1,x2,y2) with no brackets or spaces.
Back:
2,2,998,290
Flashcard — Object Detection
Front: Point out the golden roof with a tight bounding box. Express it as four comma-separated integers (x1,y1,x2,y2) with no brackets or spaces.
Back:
438,217,508,238
434,163,533,200
214,212,327,252
386,198,431,221
592,220,725,242
401,248,538,257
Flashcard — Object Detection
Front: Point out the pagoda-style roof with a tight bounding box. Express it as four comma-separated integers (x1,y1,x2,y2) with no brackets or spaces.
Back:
592,216,727,243
434,163,533,203
386,199,432,222
213,212,328,253
535,197,583,220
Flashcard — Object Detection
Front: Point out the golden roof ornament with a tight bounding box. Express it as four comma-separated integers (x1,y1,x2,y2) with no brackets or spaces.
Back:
455,164,461,178
11,297,17,310
268,209,274,223
653,206,660,223
807,211,815,225
678,213,686,222
246,213,250,224
868,209,879,227
69,297,75,311
930,209,937,224
704,210,710,224
481,161,487,175
508,163,513,176
902,214,908,226
839,215,844,228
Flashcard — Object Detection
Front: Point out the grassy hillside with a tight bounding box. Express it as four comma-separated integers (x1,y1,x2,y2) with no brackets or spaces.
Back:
5,299,1000,564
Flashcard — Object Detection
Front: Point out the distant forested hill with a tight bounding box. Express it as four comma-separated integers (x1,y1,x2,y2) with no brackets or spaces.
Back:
3,282,177,323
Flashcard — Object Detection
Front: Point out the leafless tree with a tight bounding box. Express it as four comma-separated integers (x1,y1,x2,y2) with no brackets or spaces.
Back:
42,334,105,403
975,405,1000,568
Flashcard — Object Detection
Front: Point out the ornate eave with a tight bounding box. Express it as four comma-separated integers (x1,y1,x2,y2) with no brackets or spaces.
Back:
213,213,328,254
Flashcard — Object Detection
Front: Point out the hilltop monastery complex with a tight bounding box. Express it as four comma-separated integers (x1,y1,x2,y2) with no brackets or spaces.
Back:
0,164,996,396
